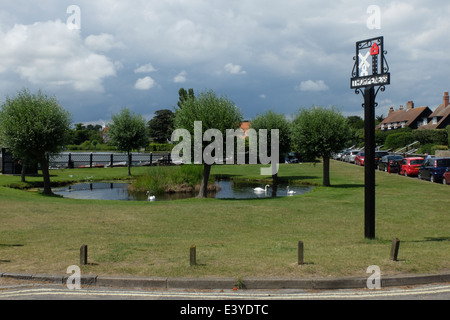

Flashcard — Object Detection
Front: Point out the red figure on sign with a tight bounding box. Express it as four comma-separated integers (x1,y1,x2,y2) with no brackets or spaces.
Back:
371,43,379,55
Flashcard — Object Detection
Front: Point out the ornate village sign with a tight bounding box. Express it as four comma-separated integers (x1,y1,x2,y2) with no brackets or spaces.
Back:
351,36,390,239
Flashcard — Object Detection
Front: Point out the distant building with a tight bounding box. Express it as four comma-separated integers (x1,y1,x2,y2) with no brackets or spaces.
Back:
419,92,450,130
377,101,432,131
377,91,450,131
240,121,250,138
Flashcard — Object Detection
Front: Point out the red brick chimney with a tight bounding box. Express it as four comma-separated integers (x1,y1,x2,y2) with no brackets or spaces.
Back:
444,92,449,108
389,107,394,114
406,101,414,110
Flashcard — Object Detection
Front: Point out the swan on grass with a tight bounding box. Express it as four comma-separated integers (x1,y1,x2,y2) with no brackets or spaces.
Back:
286,186,296,195
254,185,270,193
146,191,156,201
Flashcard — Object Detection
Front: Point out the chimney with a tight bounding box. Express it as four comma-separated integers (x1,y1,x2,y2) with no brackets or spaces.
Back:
389,107,394,114
444,92,449,108
406,101,414,110
399,105,404,111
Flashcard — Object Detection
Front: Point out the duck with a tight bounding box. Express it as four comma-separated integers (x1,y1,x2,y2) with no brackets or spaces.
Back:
253,185,270,193
146,191,156,201
286,186,296,195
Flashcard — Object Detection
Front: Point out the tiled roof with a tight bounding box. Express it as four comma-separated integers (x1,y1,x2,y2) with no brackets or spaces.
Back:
420,103,450,129
378,106,430,127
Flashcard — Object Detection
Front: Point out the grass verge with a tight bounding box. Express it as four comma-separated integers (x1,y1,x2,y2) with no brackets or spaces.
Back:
0,161,448,279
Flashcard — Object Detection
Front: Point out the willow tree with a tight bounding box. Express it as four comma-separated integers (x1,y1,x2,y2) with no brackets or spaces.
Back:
173,89,243,198
0,89,72,194
108,108,148,176
291,106,350,186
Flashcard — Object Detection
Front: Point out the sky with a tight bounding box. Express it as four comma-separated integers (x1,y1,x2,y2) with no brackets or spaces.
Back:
1,0,449,126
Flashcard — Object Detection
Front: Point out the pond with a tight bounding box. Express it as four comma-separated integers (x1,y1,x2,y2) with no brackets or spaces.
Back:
53,181,313,201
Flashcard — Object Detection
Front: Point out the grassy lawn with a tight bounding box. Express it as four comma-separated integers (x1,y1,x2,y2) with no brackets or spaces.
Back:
0,161,448,279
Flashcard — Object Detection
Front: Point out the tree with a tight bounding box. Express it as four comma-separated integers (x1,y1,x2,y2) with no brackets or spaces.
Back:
108,108,148,175
447,125,450,147
291,106,350,186
148,109,175,143
347,115,365,130
0,89,72,194
174,89,243,198
177,88,195,108
250,110,291,184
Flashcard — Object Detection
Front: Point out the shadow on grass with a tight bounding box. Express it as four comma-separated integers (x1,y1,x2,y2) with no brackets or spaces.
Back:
329,184,365,189
0,244,24,247
406,237,450,243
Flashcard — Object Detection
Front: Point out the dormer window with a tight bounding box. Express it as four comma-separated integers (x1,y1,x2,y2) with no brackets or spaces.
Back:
432,117,438,124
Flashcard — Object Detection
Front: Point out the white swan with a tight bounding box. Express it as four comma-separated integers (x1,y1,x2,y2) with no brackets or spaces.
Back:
146,191,156,201
254,185,270,193
286,186,296,195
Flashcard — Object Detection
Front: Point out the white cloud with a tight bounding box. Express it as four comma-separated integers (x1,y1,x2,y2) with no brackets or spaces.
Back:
224,63,246,75
134,63,157,73
173,70,187,83
296,80,329,92
134,76,155,90
84,33,124,52
0,20,117,92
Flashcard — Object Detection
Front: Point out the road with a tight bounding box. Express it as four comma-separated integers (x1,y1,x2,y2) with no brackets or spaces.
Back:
1,283,449,300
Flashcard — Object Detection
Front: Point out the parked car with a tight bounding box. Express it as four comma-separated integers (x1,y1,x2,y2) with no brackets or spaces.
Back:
399,157,424,177
443,168,450,185
355,152,365,166
375,151,389,166
341,151,350,161
418,157,450,183
346,150,360,163
378,155,403,173
285,152,299,163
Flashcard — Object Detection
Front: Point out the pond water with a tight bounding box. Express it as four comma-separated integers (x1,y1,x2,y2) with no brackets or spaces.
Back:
53,181,313,201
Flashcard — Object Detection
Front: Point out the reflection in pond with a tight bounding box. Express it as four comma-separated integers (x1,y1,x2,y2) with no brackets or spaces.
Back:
53,181,313,201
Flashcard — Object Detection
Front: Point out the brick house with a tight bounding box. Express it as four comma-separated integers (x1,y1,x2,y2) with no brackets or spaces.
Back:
377,101,432,131
419,92,450,130
377,91,450,131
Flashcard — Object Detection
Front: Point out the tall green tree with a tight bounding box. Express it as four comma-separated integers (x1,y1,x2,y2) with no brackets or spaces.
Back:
108,108,148,175
177,88,195,108
291,106,350,186
0,89,72,194
251,110,291,159
148,109,175,143
174,89,243,198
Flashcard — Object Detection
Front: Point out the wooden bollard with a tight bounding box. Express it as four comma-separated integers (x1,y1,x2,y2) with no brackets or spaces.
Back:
190,245,196,266
298,241,304,265
390,238,400,261
80,245,88,265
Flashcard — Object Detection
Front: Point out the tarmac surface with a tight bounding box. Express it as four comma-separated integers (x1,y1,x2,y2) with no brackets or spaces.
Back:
1,270,449,291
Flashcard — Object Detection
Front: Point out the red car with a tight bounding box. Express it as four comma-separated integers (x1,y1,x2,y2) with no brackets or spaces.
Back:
443,168,450,185
355,152,365,166
399,157,424,177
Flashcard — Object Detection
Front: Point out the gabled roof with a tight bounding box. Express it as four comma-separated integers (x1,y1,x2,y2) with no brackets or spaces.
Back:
420,103,450,129
377,106,431,129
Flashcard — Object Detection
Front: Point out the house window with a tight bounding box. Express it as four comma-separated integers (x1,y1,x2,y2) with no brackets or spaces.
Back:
422,117,428,125
401,121,406,128
432,117,438,124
